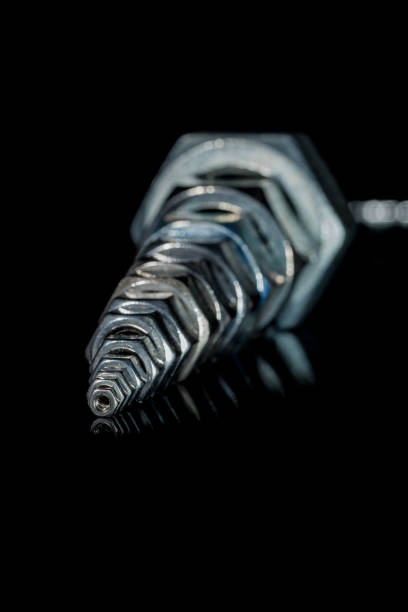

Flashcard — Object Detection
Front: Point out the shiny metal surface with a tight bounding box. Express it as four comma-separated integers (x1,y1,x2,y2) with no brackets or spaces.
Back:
90,329,315,436
86,133,354,416
130,134,354,327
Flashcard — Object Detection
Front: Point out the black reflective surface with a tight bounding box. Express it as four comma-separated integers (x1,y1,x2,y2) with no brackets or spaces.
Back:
80,208,407,447
19,39,408,602
89,327,317,438
53,123,406,477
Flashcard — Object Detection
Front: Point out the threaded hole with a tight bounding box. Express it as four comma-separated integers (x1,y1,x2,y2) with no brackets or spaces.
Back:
95,395,111,413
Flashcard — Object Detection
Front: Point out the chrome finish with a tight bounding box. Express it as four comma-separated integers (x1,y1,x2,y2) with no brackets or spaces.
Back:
90,329,315,436
86,133,354,416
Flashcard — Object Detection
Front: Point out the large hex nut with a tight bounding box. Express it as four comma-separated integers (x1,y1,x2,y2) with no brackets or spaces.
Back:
130,133,355,328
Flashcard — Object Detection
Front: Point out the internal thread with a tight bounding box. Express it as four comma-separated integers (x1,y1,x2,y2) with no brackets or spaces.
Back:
86,185,293,413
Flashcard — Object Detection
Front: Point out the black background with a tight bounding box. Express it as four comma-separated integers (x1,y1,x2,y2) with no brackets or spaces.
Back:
5,14,406,600
15,33,407,594
68,132,406,459
44,66,407,491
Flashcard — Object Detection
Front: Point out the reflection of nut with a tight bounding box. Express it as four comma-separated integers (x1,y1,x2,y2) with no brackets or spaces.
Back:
87,134,354,414
90,329,316,436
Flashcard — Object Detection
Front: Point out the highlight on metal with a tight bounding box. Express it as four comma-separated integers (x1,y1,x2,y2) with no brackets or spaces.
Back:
86,133,356,416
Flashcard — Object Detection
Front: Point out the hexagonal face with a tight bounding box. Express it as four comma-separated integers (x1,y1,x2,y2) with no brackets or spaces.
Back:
111,275,210,381
130,133,355,328
140,241,249,353
130,259,230,361
149,185,295,331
